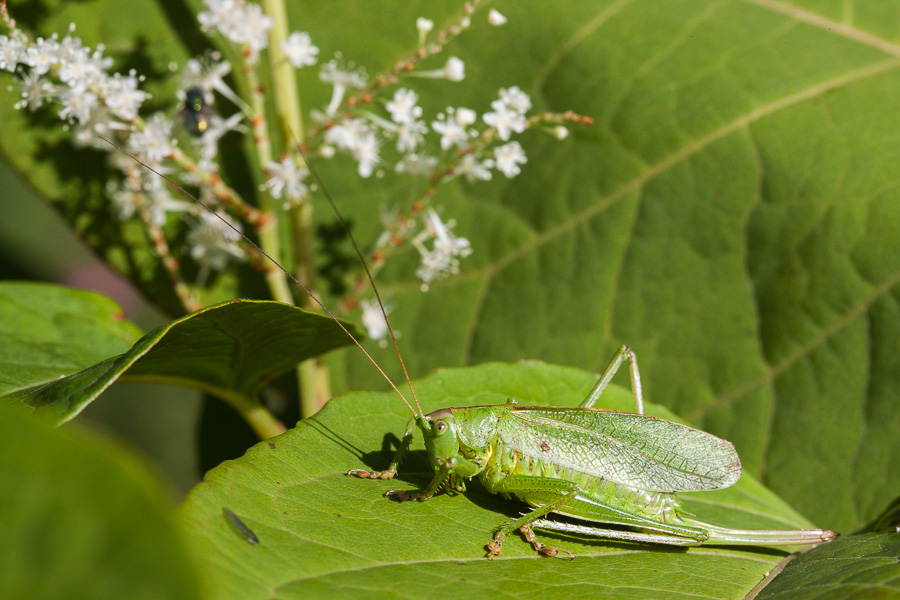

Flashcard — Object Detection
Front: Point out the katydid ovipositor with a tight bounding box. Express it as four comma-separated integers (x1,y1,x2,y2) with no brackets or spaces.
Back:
110,139,837,560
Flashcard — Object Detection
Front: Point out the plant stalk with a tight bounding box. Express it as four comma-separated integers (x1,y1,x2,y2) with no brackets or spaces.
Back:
264,0,331,417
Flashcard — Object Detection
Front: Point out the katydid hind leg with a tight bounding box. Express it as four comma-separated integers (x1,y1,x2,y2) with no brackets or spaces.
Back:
582,345,645,414
531,518,706,547
682,518,838,545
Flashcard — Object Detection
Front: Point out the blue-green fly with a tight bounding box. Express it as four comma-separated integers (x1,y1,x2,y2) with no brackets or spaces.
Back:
180,87,213,137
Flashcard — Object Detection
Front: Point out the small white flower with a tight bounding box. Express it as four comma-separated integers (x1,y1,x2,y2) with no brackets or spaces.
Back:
488,9,507,26
416,17,434,45
264,156,309,203
280,31,319,68
457,154,494,183
553,125,569,140
412,210,472,288
319,60,367,115
199,0,271,61
395,119,427,153
105,72,150,121
187,210,245,274
106,179,143,221
494,141,527,178
70,107,118,148
13,69,54,111
128,113,175,165
395,153,438,176
232,3,272,59
57,86,98,123
324,117,371,150
411,56,465,82
198,0,238,33
360,299,391,347
482,104,527,141
386,88,422,125
497,86,532,114
416,18,434,35
0,35,26,72
426,210,471,258
353,132,381,178
24,37,60,76
58,46,92,86
145,179,193,225
455,107,477,126
432,107,477,150
443,56,465,81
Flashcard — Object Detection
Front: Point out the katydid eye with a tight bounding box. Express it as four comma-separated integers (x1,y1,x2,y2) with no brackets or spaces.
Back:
434,420,448,435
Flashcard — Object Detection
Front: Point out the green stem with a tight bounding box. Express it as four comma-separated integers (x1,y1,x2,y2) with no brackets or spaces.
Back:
124,376,286,440
263,0,331,417
262,0,304,146
228,395,287,440
244,61,294,306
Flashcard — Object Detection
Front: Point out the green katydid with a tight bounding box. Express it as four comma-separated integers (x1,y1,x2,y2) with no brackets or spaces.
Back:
347,345,837,558
109,139,837,560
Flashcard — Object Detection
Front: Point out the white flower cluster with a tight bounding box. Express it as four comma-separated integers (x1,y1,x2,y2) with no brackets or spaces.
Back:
1,27,148,136
323,84,532,187
1,3,577,318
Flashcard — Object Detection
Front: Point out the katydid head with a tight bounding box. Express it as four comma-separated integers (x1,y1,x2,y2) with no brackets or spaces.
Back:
417,407,491,479
419,408,459,460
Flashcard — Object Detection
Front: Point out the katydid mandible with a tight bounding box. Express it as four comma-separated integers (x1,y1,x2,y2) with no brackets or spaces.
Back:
108,139,838,560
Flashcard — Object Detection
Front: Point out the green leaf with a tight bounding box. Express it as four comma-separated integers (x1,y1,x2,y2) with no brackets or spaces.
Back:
314,0,900,536
178,362,830,599
2,299,361,425
756,533,900,600
0,403,201,600
859,496,900,535
0,281,142,394
2,0,898,543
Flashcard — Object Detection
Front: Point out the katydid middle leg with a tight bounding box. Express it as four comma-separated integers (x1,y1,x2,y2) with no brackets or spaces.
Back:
482,474,582,559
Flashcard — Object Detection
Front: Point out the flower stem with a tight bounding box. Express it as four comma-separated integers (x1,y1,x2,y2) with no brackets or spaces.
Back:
244,59,294,307
263,0,331,417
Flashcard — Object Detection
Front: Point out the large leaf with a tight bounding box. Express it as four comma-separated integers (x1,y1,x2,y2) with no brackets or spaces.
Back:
756,533,900,600
0,403,201,600
2,297,361,424
0,281,142,394
2,0,898,539
312,0,900,536
178,362,832,600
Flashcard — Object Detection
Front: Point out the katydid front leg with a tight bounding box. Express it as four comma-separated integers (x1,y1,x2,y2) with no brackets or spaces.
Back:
385,459,455,502
347,417,416,480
